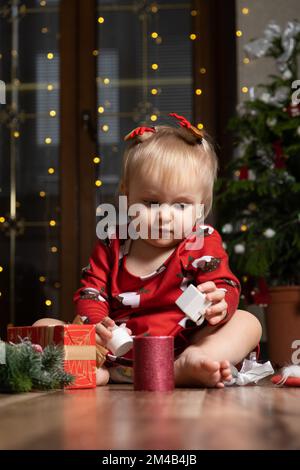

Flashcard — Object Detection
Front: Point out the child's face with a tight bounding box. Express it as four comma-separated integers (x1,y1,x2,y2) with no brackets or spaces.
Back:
125,175,203,248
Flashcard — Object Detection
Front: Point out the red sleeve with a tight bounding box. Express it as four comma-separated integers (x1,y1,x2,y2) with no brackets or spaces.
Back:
190,227,241,324
73,240,112,324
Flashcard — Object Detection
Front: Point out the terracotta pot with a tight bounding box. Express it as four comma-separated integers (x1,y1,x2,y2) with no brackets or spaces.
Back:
265,286,300,367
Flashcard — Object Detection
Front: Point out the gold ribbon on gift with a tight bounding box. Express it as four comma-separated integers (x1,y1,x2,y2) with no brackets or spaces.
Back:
64,345,96,361
72,315,109,367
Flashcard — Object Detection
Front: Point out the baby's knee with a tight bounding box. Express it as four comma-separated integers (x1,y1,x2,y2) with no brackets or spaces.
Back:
236,309,262,341
32,318,66,327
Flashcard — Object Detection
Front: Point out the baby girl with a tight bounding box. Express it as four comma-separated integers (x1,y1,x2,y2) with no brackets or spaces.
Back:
36,113,262,388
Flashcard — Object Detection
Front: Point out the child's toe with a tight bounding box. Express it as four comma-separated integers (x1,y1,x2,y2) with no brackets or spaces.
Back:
220,359,230,369
201,358,220,373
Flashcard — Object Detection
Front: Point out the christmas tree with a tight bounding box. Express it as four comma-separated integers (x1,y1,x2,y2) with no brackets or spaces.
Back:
0,339,74,393
215,21,300,306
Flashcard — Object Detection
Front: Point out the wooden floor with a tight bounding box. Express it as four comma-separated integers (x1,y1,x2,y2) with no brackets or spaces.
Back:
0,381,300,450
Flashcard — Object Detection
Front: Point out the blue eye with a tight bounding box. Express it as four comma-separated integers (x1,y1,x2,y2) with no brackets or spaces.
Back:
177,203,192,210
143,200,159,205
143,201,192,209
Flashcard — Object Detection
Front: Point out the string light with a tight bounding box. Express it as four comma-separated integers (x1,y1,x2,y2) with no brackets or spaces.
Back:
151,32,158,39
150,114,158,122
45,137,52,144
47,52,54,60
39,276,46,283
243,57,250,64
45,300,52,307
197,123,204,130
93,157,101,164
47,84,54,91
242,86,248,93
242,7,249,15
54,282,61,289
49,110,56,117
0,266,3,272
236,30,243,37
155,37,162,45
49,220,56,227
103,78,110,85
95,180,102,187
102,124,109,132
200,67,206,74
151,63,158,70
39,191,46,198
48,168,55,174
242,276,248,282
190,10,198,16
0,217,5,223
195,88,202,95
41,27,48,34
190,34,197,40
151,88,158,95
151,4,158,13
40,0,47,6
240,224,248,232
98,106,105,114
98,17,105,24
13,131,20,138
92,50,99,56
51,246,58,253
0,54,2,60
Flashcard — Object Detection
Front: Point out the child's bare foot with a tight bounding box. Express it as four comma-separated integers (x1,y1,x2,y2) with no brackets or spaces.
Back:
96,366,110,386
174,348,232,388
218,360,233,388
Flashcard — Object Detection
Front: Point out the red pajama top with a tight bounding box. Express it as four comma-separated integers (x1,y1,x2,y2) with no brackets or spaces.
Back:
73,222,241,357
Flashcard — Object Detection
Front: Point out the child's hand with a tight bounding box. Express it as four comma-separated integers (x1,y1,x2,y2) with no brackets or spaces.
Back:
95,317,132,347
197,281,228,325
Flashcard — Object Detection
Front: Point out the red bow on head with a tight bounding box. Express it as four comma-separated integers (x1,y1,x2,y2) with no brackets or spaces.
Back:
124,113,204,142
124,126,156,141
169,112,192,129
169,112,204,140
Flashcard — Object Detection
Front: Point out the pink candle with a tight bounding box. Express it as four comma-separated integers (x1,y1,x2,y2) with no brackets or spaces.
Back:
133,336,174,391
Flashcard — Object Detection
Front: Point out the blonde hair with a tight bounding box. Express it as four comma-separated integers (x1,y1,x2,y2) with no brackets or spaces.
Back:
117,125,219,218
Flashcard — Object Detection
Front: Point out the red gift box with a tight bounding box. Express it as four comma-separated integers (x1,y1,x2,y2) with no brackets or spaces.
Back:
7,325,96,389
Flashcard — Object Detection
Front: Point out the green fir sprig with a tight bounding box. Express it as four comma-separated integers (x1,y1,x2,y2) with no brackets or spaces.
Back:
0,340,74,393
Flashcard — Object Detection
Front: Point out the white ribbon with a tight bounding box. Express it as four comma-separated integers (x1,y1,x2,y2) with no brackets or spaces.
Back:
224,354,274,386
244,20,300,75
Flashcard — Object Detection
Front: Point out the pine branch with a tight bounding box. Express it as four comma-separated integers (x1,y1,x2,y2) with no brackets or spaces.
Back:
0,341,74,393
